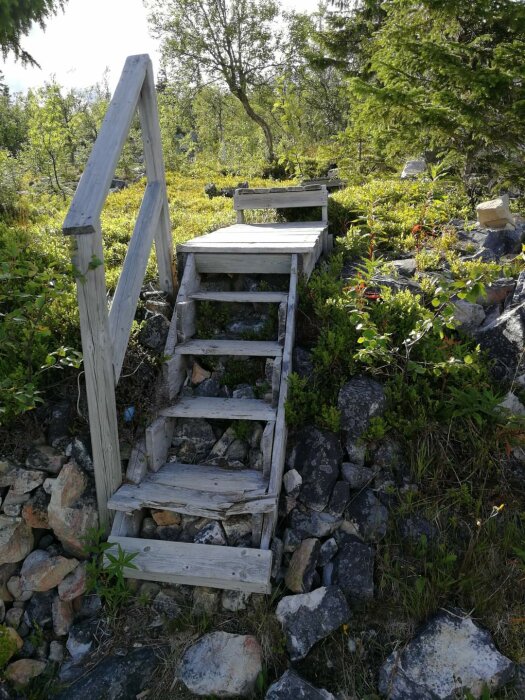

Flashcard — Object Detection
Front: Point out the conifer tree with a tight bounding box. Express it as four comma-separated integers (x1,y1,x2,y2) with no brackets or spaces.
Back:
0,0,66,66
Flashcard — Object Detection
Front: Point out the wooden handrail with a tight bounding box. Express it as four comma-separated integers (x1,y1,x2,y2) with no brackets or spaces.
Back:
62,55,176,528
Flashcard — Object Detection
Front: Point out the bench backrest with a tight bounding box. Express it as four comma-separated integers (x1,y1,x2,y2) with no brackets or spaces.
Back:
234,185,328,224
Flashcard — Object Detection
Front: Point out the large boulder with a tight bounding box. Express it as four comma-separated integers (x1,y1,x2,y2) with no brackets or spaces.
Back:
276,586,350,661
265,670,336,699
21,550,78,592
379,610,515,699
476,195,515,228
476,303,525,382
333,538,375,601
338,377,386,451
289,427,342,512
345,490,389,542
178,631,262,697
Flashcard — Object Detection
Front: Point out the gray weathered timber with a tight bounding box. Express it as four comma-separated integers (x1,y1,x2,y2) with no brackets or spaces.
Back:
125,439,148,484
63,55,149,235
190,291,287,303
145,416,174,472
174,339,282,357
194,253,292,274
109,182,163,381
233,187,328,225
160,397,276,421
106,537,273,593
70,229,121,529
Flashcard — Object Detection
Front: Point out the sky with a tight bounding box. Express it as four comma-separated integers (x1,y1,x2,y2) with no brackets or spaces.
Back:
1,0,320,94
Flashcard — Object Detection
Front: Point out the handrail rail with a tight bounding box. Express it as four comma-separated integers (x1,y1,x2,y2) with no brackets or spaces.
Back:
62,54,176,528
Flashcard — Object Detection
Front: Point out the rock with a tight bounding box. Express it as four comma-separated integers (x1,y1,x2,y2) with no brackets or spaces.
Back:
4,659,47,686
345,489,388,542
66,619,100,662
391,258,417,277
191,362,211,385
338,377,386,442
152,590,181,619
292,348,314,379
482,278,516,306
52,596,74,636
509,270,525,308
194,521,227,546
24,591,54,630
289,427,342,512
318,538,338,567
47,461,98,557
283,469,302,497
192,587,219,616
483,225,523,257
73,593,102,621
225,438,249,463
453,300,486,333
151,510,181,527
232,384,255,399
0,563,18,602
21,488,50,529
379,610,515,699
49,640,65,663
171,419,216,462
221,590,251,612
326,481,350,517
265,670,336,699
194,377,221,397
138,313,169,353
0,517,34,564
0,625,23,663
55,646,163,700
333,538,375,601
0,599,4,623
283,528,302,553
341,463,374,489
222,516,252,547
400,515,437,542
271,537,284,579
285,538,320,593
56,562,86,602
66,438,94,472
476,195,515,228
401,159,427,179
276,586,350,661
290,509,342,539
179,631,262,697
498,391,525,416
476,303,525,382
5,607,24,628
0,466,45,493
47,400,73,448
21,550,78,592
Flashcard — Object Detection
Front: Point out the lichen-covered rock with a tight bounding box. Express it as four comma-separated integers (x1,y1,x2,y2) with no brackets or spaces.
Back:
342,463,374,489
265,670,336,699
289,427,342,512
453,300,486,333
333,538,375,601
171,419,216,462
379,610,515,699
179,631,262,697
476,303,525,382
290,509,342,539
22,488,50,529
21,550,78,592
0,517,34,564
276,586,350,661
345,489,389,542
338,377,386,442
138,313,170,353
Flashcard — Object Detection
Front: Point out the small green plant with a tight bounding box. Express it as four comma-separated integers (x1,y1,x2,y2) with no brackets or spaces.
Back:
0,624,19,668
83,527,138,616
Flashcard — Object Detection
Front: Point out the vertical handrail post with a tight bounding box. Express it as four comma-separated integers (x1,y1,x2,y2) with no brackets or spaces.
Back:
138,59,176,298
71,224,121,530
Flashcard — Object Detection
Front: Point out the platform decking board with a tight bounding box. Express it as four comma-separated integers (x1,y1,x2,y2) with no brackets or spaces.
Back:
159,397,276,421
190,291,287,303
194,253,292,274
149,462,268,493
106,537,273,593
174,339,282,357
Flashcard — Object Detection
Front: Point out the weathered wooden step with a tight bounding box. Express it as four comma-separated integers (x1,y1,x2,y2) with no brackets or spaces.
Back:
194,253,292,275
107,462,274,519
159,397,276,421
190,291,287,303
174,339,282,357
106,537,272,593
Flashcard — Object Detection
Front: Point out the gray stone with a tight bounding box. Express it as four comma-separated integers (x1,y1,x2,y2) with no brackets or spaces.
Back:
138,313,169,353
276,586,350,661
326,481,349,517
338,377,386,441
221,590,251,612
400,515,437,542
24,591,55,630
222,516,252,547
271,537,284,579
482,223,523,257
47,400,73,448
232,383,255,399
292,348,314,379
482,277,516,306
476,302,525,382
283,469,302,497
152,590,181,619
379,610,515,699
171,419,216,462
453,300,486,333
66,437,93,472
391,258,417,277
0,516,34,564
285,538,320,593
225,438,249,463
345,489,388,542
56,646,163,700
318,538,338,567
342,463,374,489
401,159,426,179
289,427,342,512
49,640,64,663
283,528,302,553
509,270,525,308
5,606,24,629
265,670,336,699
498,391,525,416
192,587,219,616
333,538,375,601
179,631,262,697
194,378,221,397
194,521,227,546
290,509,342,539
66,619,102,662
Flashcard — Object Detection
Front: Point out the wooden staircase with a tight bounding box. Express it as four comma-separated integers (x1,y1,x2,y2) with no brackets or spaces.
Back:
105,188,329,594
61,54,330,595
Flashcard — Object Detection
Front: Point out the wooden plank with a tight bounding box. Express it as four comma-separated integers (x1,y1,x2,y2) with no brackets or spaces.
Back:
160,397,276,421
138,59,176,297
233,188,328,213
252,514,263,547
106,537,272,594
107,480,275,519
271,357,282,408
261,254,299,549
191,291,287,303
176,300,196,341
209,222,327,234
174,339,282,357
125,439,148,484
194,254,291,274
164,355,188,401
110,509,144,537
261,421,275,478
63,55,149,235
179,239,319,254
149,462,267,492
69,228,121,529
109,182,163,381
145,416,174,472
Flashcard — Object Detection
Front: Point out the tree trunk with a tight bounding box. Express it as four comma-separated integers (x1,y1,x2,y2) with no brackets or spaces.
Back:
233,88,275,163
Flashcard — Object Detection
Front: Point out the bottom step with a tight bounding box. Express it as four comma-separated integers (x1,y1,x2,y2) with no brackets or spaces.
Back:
106,536,272,594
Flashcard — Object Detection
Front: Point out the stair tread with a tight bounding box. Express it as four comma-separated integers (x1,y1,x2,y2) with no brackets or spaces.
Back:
174,339,282,357
159,397,276,421
106,537,272,593
190,291,287,303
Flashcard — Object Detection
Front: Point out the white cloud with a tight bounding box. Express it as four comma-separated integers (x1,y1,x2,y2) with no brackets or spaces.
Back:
1,0,321,94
